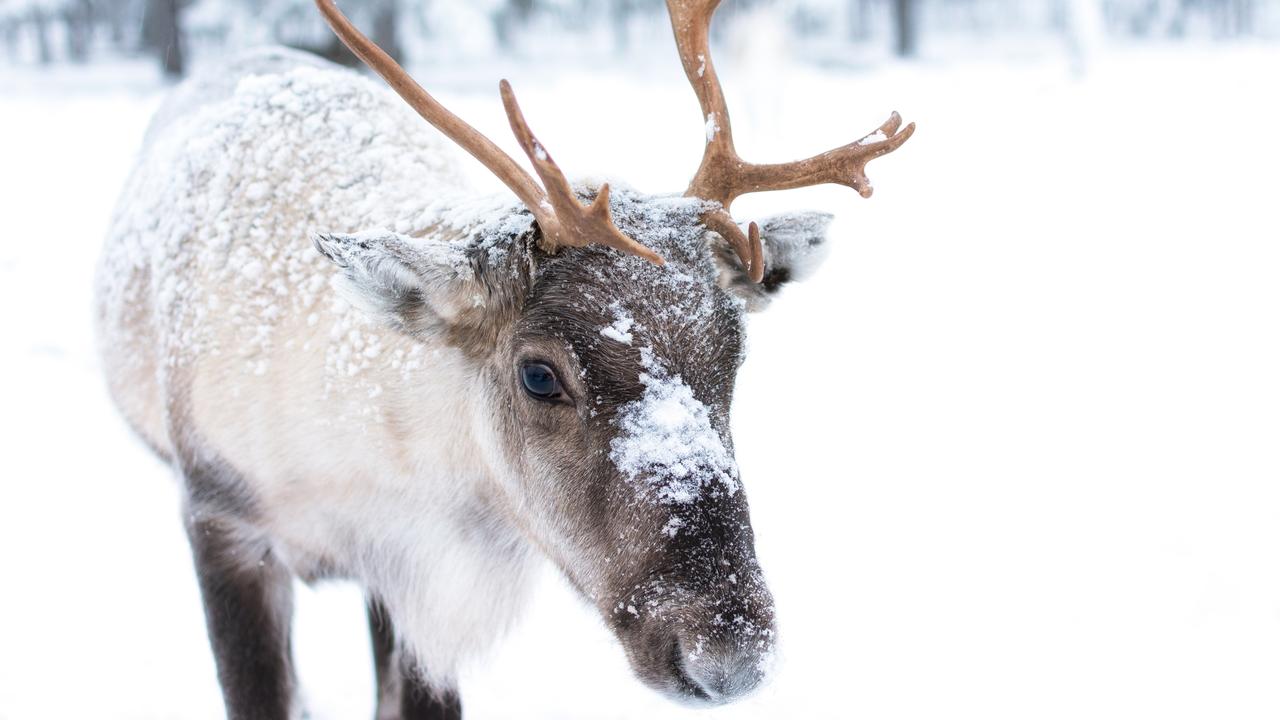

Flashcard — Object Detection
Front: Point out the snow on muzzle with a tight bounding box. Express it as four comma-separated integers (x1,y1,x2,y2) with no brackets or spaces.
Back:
609,555,777,706
605,358,777,704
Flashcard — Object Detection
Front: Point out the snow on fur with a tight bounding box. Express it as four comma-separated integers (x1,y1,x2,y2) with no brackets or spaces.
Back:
97,48,532,395
599,301,635,344
609,349,739,505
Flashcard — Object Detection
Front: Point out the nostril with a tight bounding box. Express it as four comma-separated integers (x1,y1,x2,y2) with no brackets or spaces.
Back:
672,633,768,705
668,636,713,702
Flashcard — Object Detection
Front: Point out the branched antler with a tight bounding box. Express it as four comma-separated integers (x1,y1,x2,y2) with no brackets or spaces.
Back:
499,82,663,265
315,0,663,266
315,0,912,283
666,0,915,282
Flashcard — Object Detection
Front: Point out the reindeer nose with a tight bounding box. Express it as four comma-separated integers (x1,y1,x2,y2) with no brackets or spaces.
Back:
672,625,774,705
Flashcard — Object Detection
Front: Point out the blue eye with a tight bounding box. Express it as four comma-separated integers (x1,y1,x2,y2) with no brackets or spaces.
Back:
521,362,562,400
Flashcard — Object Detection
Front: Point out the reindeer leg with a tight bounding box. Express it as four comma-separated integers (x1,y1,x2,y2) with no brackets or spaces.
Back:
182,462,297,720
368,598,462,720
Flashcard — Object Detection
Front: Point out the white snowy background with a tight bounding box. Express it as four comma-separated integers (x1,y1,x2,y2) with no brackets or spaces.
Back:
2,15,1279,720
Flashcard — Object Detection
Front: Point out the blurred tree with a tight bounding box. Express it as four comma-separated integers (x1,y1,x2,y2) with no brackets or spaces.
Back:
1,16,17,62
141,0,184,76
0,0,1275,71
62,0,91,60
305,0,402,64
611,0,634,51
493,0,534,46
848,0,872,40
101,0,135,49
1222,0,1255,34
893,0,917,55
30,3,53,63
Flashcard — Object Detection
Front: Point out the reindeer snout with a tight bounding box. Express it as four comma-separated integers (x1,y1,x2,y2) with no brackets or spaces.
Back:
633,577,777,706
608,509,777,705
671,625,774,705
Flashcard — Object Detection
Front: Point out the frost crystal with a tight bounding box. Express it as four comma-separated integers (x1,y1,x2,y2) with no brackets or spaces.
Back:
599,302,635,345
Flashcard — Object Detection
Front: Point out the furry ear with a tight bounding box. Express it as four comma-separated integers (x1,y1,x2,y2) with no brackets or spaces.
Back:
714,211,833,312
312,230,523,346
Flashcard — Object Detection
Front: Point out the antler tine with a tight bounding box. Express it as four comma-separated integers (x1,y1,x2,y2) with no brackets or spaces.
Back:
665,0,764,280
665,0,914,283
316,0,661,267
703,210,763,283
735,114,916,201
666,0,740,203
499,81,664,266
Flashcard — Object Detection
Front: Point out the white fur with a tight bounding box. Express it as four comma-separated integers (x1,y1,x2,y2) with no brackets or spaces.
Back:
95,50,542,688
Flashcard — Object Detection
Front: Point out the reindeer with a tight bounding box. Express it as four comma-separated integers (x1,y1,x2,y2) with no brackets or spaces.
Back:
94,1,913,717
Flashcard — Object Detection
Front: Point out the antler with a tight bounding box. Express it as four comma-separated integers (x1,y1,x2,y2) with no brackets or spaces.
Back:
666,0,915,282
314,0,662,265
499,82,663,265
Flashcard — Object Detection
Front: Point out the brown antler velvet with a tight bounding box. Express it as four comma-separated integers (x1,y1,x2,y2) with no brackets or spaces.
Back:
665,0,915,282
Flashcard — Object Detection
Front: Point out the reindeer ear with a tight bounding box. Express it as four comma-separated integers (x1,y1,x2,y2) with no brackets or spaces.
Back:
715,211,833,312
312,230,513,338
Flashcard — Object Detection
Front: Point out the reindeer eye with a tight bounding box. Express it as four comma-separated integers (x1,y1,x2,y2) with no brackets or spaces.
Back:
520,362,562,400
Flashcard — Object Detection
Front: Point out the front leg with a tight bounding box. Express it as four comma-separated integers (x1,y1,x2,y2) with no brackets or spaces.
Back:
186,509,297,720
368,599,462,720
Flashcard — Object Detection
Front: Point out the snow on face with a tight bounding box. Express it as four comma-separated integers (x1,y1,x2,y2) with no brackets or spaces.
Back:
609,349,739,506
599,301,635,345
539,188,746,512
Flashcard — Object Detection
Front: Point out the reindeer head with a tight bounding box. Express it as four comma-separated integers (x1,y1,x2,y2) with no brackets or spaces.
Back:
313,0,913,705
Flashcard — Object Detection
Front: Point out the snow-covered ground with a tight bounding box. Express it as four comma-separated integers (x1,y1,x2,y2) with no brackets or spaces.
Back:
2,43,1279,719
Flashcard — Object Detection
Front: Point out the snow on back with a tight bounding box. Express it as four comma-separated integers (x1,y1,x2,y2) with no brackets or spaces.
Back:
609,350,739,505
93,50,543,431
98,52,532,391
